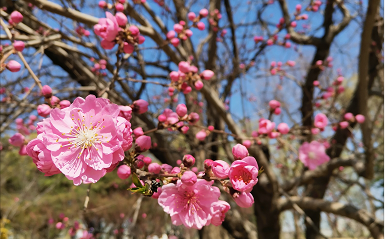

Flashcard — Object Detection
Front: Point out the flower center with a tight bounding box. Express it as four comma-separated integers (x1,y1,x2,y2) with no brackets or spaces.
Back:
234,170,252,185
308,152,316,159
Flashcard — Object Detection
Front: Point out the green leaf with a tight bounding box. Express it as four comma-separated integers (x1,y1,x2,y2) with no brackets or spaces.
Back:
131,173,143,188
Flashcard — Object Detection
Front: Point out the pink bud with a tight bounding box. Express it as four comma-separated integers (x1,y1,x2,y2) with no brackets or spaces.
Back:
287,60,295,67
9,133,25,147
234,192,254,208
201,70,214,80
138,35,145,44
100,40,115,50
296,4,302,11
269,100,281,109
55,222,63,230
50,96,60,106
123,42,135,54
98,1,107,8
174,24,183,33
311,128,320,135
290,21,297,27
178,61,190,73
10,11,23,24
194,80,203,90
355,114,365,123
212,160,230,179
143,157,152,165
313,81,320,86
195,130,207,141
277,123,289,134
267,39,273,45
13,41,25,52
176,104,187,117
135,135,151,152
181,171,197,186
132,99,148,114
6,60,21,72
188,12,196,21
197,22,205,30
167,30,176,39
148,163,161,174
169,71,179,81
232,144,248,160
274,107,281,115
185,29,193,37
188,112,200,124
181,125,189,134
199,8,208,17
301,14,308,20
344,113,353,121
204,159,213,170
189,65,198,73
136,156,145,168
59,100,71,109
128,25,139,36
158,114,166,122
316,60,323,66
242,140,251,148
117,165,131,179
37,104,51,117
208,125,214,131
115,12,127,26
336,76,344,84
133,127,144,137
339,121,349,129
170,38,180,47
41,85,52,98
183,86,192,94
115,3,124,11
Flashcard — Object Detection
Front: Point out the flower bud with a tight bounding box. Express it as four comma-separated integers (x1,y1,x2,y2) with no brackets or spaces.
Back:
355,114,365,123
212,160,230,179
9,133,25,147
6,60,21,72
41,85,53,98
115,12,127,26
133,127,144,137
37,104,51,117
188,112,200,124
59,100,71,109
197,22,205,30
115,3,124,11
195,130,206,141
181,171,197,186
123,42,134,54
194,80,203,90
117,165,131,179
199,9,208,17
201,70,214,80
13,41,25,52
188,12,196,21
182,154,195,168
10,11,23,24
269,100,280,109
148,163,161,174
232,144,248,160
176,104,187,117
135,135,151,152
233,192,254,208
143,156,152,165
129,25,140,36
132,99,148,114
277,123,289,134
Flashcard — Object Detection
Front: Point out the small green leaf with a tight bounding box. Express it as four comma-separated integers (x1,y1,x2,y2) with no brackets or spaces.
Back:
131,173,143,188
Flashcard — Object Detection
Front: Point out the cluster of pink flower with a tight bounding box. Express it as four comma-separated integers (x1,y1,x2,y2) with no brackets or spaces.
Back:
75,25,90,37
37,85,71,117
169,61,214,94
299,141,330,170
90,58,107,75
153,144,259,229
269,60,295,75
8,115,38,156
94,11,145,52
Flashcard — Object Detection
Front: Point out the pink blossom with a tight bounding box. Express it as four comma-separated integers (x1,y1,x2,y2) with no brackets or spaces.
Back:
132,99,148,114
167,30,176,40
158,179,220,229
242,140,251,148
290,21,297,27
123,42,134,54
229,156,259,192
201,70,214,80
299,141,330,170
188,112,200,124
233,192,254,208
176,104,187,117
313,81,320,86
26,135,60,176
209,201,230,226
115,3,124,11
143,156,152,165
133,127,144,137
37,104,51,117
295,4,302,11
178,61,190,73
94,12,119,42
232,144,248,160
170,38,180,47
212,160,230,179
277,123,290,134
188,12,196,21
148,163,161,174
98,1,106,8
163,109,179,125
287,60,295,67
13,41,25,52
274,107,281,115
119,105,132,121
196,130,206,141
355,114,365,123
117,165,131,179
181,171,197,186
311,128,320,135
41,85,52,98
174,24,184,33
136,135,151,152
9,133,25,147
19,145,28,155
10,11,23,24
170,71,180,81
314,113,328,129
6,60,21,72
30,95,129,185
344,112,353,121
185,29,193,37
